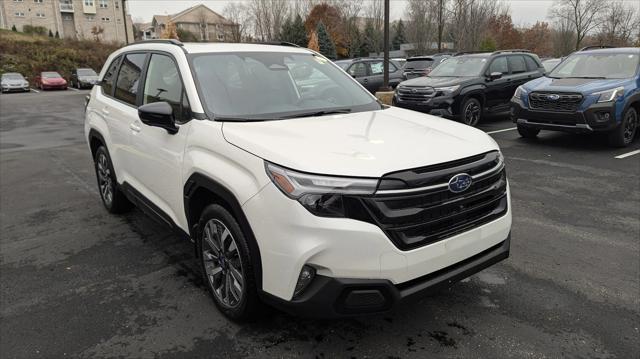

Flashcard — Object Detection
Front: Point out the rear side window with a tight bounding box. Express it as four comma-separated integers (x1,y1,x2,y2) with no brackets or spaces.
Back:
369,61,397,75
489,57,508,74
101,55,121,96
114,53,146,106
524,56,540,71
508,56,527,74
143,54,190,123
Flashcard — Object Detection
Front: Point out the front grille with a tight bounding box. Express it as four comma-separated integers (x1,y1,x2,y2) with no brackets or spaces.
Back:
529,92,583,112
359,151,508,250
396,86,435,103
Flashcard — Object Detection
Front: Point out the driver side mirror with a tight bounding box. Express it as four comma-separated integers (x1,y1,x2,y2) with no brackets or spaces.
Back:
138,102,178,134
488,72,503,81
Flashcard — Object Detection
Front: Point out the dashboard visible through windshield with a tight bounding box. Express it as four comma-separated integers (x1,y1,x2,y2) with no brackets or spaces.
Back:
549,53,639,79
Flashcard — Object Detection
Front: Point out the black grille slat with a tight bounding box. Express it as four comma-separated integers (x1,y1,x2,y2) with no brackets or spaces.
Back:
396,87,435,103
528,92,583,112
361,152,508,251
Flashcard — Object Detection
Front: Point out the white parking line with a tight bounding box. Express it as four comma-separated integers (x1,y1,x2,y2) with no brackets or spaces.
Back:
615,149,640,159
30,88,39,93
486,127,517,134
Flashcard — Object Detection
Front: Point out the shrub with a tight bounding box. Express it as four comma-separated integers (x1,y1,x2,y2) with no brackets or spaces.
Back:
177,28,199,42
11,25,17,32
48,29,53,37
23,25,48,36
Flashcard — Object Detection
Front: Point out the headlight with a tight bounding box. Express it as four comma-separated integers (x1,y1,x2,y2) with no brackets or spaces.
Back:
594,86,624,103
265,162,378,217
513,85,526,99
434,85,459,94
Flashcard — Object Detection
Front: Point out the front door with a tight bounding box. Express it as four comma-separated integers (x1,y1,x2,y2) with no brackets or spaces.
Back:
347,61,374,92
127,52,191,223
484,56,511,110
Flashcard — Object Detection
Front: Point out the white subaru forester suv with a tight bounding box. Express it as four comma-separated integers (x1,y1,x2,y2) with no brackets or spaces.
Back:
85,40,512,320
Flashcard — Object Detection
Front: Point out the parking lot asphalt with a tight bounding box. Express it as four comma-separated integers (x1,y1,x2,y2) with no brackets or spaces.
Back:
1,90,638,358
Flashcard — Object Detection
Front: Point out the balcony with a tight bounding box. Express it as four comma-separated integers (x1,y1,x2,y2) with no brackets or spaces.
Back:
59,3,74,12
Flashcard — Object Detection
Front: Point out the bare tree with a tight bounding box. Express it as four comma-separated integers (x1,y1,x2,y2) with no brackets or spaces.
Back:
405,0,435,53
596,0,640,46
197,7,208,41
550,0,607,50
224,2,253,42
448,0,502,51
551,8,576,56
249,0,289,41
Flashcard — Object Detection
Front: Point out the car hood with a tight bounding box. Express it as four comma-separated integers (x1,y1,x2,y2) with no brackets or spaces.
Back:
222,107,499,177
399,76,472,88
2,79,27,85
523,76,630,93
79,75,99,81
43,78,66,83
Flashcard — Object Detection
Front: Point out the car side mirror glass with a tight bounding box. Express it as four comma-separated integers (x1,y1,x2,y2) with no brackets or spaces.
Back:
488,72,503,81
138,102,178,134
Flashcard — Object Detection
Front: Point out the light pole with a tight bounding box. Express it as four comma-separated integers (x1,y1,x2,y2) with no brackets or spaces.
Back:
381,0,391,91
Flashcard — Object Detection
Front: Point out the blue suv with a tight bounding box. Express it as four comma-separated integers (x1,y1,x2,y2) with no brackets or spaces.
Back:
510,47,639,147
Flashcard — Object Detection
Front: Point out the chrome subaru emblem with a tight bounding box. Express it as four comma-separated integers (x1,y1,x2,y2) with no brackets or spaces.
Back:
547,94,560,101
411,88,417,93
448,173,473,193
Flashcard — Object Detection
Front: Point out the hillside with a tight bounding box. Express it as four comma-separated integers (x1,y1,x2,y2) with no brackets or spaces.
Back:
0,29,121,81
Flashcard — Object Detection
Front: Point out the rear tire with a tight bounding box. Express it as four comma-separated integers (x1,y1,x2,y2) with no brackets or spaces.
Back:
608,107,637,147
460,97,482,126
93,146,132,213
197,204,262,321
517,124,540,139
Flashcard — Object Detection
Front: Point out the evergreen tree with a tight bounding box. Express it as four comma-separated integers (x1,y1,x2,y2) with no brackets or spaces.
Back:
316,22,336,59
11,24,17,32
392,20,406,51
363,20,377,56
290,14,307,47
55,30,60,38
279,16,293,42
48,29,54,37
479,37,497,51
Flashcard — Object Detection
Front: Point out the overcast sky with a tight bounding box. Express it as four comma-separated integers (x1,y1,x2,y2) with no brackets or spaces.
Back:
127,0,556,26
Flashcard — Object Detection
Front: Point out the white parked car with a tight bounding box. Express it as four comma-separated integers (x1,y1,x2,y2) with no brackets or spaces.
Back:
85,40,512,319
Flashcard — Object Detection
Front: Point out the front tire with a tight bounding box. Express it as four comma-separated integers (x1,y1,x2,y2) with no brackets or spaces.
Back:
197,204,261,321
517,124,540,139
608,107,638,147
93,146,132,213
460,97,482,126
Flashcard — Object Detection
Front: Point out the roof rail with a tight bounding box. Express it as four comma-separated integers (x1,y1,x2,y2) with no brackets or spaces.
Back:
578,45,614,51
454,51,490,56
130,39,184,47
258,41,301,48
492,49,531,55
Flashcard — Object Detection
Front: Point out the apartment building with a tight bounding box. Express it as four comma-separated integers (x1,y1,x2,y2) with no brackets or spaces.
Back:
149,4,237,42
0,0,134,43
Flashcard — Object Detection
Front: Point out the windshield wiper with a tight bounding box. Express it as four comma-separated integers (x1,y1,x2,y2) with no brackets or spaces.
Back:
214,116,277,122
281,108,352,119
567,76,607,79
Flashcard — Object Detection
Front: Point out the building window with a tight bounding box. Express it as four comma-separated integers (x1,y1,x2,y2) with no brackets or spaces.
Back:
36,13,45,18
86,15,95,21
101,17,110,22
34,0,44,3
62,14,73,21
13,0,24,3
115,1,119,8
84,0,94,5
217,33,224,41
99,0,108,8
15,12,25,17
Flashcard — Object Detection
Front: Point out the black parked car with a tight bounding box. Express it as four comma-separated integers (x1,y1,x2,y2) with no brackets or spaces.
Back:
393,50,546,126
403,54,452,79
70,68,99,89
334,58,403,93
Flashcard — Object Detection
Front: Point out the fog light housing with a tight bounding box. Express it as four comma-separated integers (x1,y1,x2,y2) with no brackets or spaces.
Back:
596,112,611,122
293,265,316,298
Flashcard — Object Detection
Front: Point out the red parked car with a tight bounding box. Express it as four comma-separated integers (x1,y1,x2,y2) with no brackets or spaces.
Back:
35,71,67,90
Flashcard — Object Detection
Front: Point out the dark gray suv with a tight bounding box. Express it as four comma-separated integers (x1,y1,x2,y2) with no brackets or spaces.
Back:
335,58,403,93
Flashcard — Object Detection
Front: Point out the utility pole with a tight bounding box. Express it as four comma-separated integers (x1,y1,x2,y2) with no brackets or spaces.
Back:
121,0,129,44
381,0,391,91
437,0,444,52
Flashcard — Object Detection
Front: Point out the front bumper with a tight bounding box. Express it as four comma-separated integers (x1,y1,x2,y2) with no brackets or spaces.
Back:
1,85,29,92
41,84,67,90
510,99,619,133
262,235,510,318
393,92,457,117
242,182,512,311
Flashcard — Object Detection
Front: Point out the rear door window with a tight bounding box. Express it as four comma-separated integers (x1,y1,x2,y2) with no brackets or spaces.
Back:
508,55,527,74
101,55,121,96
524,56,540,71
114,53,146,106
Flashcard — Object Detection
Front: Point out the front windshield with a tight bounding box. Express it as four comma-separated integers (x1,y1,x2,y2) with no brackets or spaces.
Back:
42,72,61,78
2,73,23,80
429,56,487,77
78,69,97,76
549,53,639,79
334,61,350,70
542,59,560,72
191,52,380,120
405,59,434,70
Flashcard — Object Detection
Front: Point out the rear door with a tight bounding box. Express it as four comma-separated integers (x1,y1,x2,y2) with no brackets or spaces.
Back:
505,55,529,104
367,60,385,91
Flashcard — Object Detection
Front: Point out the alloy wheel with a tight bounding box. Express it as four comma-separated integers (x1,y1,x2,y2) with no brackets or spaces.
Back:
202,219,244,308
96,153,113,205
464,101,481,126
623,110,637,144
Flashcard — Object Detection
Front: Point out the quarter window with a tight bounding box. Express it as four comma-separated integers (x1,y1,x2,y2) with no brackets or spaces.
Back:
114,53,146,106
508,56,527,74
101,55,121,96
143,54,190,123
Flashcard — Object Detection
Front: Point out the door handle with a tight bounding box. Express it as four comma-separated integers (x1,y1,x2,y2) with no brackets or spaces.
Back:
129,123,141,133
101,107,110,115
